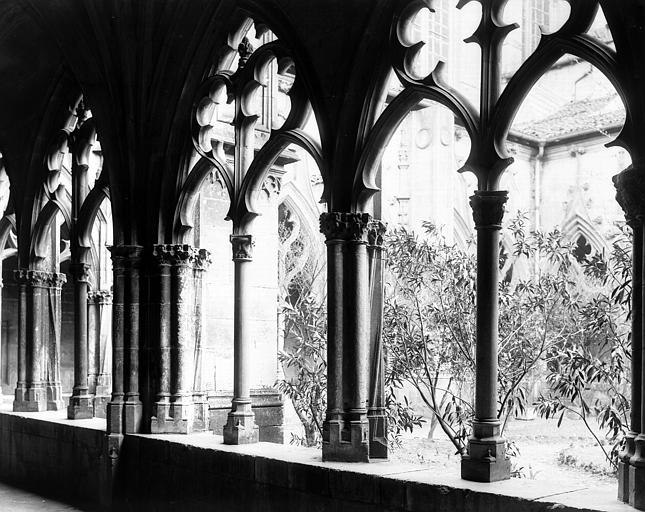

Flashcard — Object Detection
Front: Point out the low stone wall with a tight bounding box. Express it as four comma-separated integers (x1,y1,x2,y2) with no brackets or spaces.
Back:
0,410,632,512
0,410,108,510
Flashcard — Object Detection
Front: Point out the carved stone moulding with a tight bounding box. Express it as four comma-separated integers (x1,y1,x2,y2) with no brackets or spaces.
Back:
469,191,508,230
108,245,144,271
153,244,198,267
367,219,387,248
230,234,254,261
14,269,67,288
613,166,645,225
194,248,212,271
69,262,92,283
87,289,112,304
319,212,372,242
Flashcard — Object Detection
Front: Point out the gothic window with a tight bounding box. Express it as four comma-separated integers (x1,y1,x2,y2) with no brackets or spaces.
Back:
573,234,592,263
523,0,551,60
397,198,410,226
428,0,450,62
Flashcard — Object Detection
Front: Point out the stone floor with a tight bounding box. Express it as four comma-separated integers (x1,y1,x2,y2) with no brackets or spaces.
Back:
0,481,87,511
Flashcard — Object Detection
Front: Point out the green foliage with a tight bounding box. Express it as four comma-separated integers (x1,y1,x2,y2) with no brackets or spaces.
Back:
275,263,327,447
277,208,632,468
535,228,631,469
383,213,630,462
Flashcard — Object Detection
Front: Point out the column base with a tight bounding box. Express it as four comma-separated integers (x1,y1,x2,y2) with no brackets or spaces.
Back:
106,400,124,434
46,383,65,411
618,459,631,502
322,420,370,462
67,395,94,419
122,400,142,433
13,385,48,412
93,395,110,419
368,412,388,460
192,395,209,433
223,412,259,445
461,453,511,482
461,433,511,483
629,464,645,509
150,400,196,434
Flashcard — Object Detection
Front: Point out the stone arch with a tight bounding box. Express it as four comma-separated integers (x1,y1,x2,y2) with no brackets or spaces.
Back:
30,187,72,262
561,212,607,256
173,156,230,244
76,178,110,252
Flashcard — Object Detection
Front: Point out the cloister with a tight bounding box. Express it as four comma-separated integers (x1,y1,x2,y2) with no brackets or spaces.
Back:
0,0,644,510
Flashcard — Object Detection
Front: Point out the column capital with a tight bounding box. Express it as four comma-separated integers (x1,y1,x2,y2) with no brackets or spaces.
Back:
152,244,196,267
88,289,112,304
367,219,387,248
194,248,212,271
469,190,508,230
69,262,92,283
319,212,371,242
14,269,67,288
613,166,645,225
108,245,144,270
13,269,30,285
230,234,254,261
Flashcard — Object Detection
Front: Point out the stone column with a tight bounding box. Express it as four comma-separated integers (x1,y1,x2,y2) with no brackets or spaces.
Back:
151,244,205,434
107,245,143,434
25,271,47,411
320,212,372,463
13,270,65,412
170,245,196,431
613,168,645,507
45,272,66,411
320,214,345,452
192,249,211,432
223,234,259,444
12,270,29,410
343,213,371,462
68,262,94,418
87,291,99,396
94,290,112,417
367,220,388,459
461,190,511,482
150,245,172,431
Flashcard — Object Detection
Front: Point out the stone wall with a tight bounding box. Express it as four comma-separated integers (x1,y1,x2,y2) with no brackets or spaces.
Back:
0,411,108,510
0,410,629,512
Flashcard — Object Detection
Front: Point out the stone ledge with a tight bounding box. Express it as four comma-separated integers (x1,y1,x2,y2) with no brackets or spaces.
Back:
0,409,634,512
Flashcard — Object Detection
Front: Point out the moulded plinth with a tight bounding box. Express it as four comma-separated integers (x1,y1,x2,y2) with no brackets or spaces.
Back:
322,420,370,463
461,454,512,483
67,395,95,419
223,413,259,445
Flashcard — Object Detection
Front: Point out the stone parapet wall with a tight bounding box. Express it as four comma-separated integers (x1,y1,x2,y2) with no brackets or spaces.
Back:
0,410,108,510
0,410,630,512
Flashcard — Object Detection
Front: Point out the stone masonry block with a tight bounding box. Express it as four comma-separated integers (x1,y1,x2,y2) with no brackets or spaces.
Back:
287,462,330,497
255,456,289,487
329,468,380,505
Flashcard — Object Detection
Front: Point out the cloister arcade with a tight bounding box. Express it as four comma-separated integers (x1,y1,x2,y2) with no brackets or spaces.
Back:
1,0,645,510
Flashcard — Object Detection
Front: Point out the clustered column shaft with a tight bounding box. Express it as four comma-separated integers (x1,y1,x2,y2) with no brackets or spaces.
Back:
367,220,388,459
107,245,143,434
320,212,373,462
223,234,259,444
192,250,211,431
87,290,112,418
150,244,211,434
87,289,113,418
614,167,645,508
461,190,511,483
13,269,66,412
68,262,94,418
